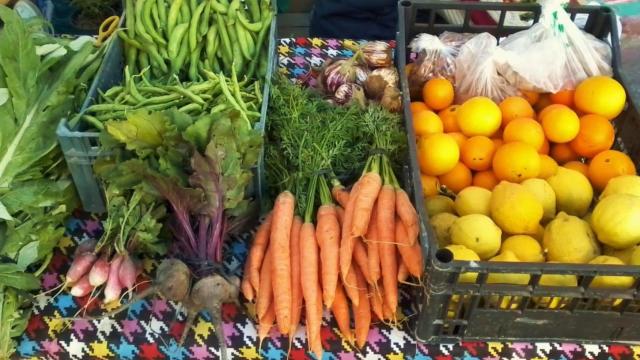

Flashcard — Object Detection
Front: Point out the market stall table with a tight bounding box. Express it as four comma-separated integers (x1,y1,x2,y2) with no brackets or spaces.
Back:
17,38,640,360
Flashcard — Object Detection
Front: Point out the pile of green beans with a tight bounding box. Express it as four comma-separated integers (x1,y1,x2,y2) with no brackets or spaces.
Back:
120,0,273,81
74,67,263,130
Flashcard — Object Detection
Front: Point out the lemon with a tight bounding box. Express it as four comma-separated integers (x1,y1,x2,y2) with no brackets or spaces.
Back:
521,178,556,223
490,181,543,234
588,256,635,289
456,96,502,137
546,167,593,217
592,194,640,249
454,186,492,216
487,251,530,285
444,244,480,283
450,214,502,260
430,213,458,248
535,262,578,309
543,212,600,263
600,175,640,199
501,235,544,262
425,195,455,217
532,224,545,243
631,247,640,265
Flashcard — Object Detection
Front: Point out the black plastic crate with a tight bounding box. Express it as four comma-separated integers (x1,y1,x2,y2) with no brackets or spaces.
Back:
396,0,640,343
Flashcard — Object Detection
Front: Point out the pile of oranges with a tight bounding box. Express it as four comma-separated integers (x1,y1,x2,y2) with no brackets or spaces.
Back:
414,76,632,196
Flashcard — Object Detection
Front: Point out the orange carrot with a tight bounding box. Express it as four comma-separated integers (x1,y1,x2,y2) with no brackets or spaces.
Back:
316,205,340,308
397,262,409,283
350,172,383,237
247,213,273,291
396,219,423,278
336,206,345,226
369,284,383,321
332,185,350,208
256,246,273,319
340,180,361,281
377,185,398,313
300,222,323,360
365,208,381,285
309,291,324,360
289,216,303,336
270,191,295,335
396,189,419,246
343,266,359,307
353,267,371,349
241,276,254,302
353,238,372,284
331,282,353,343
258,304,276,350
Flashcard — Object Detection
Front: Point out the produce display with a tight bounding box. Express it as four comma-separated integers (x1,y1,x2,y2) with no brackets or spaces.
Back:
241,77,422,359
0,7,110,358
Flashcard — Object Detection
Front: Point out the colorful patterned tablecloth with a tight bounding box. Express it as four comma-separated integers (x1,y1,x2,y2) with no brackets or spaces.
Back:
17,38,640,360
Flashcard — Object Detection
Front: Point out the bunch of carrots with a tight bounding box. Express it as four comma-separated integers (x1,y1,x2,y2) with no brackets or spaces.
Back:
241,152,423,358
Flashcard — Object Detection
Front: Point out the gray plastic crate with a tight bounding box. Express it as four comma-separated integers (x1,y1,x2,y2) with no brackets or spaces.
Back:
58,12,278,213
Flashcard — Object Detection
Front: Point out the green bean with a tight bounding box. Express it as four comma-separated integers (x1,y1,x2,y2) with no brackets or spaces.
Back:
170,85,205,105
188,81,218,93
180,1,190,23
140,88,173,98
143,0,167,46
167,0,183,35
142,99,184,111
125,0,135,37
129,79,146,103
246,0,260,22
227,22,244,76
82,115,104,130
227,0,240,19
97,111,127,121
134,0,155,45
145,44,169,73
254,81,262,101
215,13,233,62
237,11,262,32
114,91,128,104
217,73,247,123
199,2,211,37
119,31,144,50
86,103,131,113
189,2,207,52
137,93,181,106
188,43,203,81
125,47,138,75
179,103,202,113
189,0,196,12
210,103,228,114
103,86,124,99
211,54,222,73
172,40,190,75
210,0,228,14
235,21,252,61
246,12,272,79
168,23,190,59
157,0,167,33
205,26,217,66
150,0,161,29
159,46,169,60
230,66,247,112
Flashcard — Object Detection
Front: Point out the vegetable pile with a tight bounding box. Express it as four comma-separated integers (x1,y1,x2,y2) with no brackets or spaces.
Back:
0,7,110,358
242,78,423,358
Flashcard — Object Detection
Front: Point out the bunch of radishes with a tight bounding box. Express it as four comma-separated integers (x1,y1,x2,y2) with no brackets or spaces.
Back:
65,239,142,303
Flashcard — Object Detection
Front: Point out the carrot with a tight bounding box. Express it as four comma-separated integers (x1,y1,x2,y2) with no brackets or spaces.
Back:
335,206,345,226
353,267,371,349
343,266,359,306
270,191,295,335
256,247,273,319
397,262,409,283
316,205,340,308
369,284,383,321
377,184,398,313
246,213,273,292
241,274,254,302
365,208,381,285
340,179,361,281
258,304,276,350
353,238,372,284
396,219,423,278
331,282,353,344
332,185,350,208
350,172,383,237
396,189,419,246
309,291,324,360
300,222,323,360
289,216,303,336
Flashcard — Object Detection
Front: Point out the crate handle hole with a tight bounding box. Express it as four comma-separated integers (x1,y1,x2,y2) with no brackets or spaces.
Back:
400,0,412,7
436,248,454,264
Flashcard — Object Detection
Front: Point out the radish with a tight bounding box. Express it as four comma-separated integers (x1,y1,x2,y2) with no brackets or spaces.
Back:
66,252,97,285
70,274,93,297
74,239,97,256
103,255,124,303
118,254,138,291
88,255,110,287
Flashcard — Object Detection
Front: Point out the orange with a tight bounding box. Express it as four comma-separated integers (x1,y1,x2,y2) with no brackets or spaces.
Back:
422,78,454,111
539,138,550,155
539,155,559,179
438,105,460,132
417,133,460,176
492,142,541,182
421,174,440,197
549,89,575,108
473,170,499,190
438,162,472,193
413,110,443,137
550,143,579,164
502,118,545,151
535,93,553,113
541,106,580,143
564,161,589,177
574,76,626,120
569,114,615,158
410,101,430,114
448,132,468,150
499,96,535,127
457,96,502,137
537,103,566,122
521,90,540,106
460,136,496,171
587,150,636,191
492,138,504,150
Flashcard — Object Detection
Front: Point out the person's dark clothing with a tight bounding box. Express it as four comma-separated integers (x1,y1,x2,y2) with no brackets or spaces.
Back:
310,0,398,40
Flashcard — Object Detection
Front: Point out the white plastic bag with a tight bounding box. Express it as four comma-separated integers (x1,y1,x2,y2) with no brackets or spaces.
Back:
497,0,612,92
454,33,519,103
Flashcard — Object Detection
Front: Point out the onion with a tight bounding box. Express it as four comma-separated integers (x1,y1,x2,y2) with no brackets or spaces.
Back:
380,86,402,113
364,68,400,100
361,41,393,68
